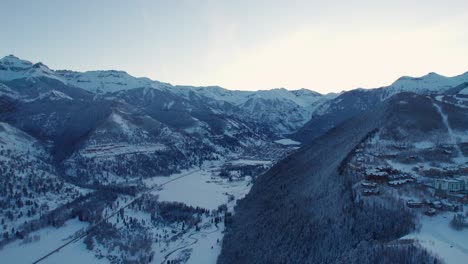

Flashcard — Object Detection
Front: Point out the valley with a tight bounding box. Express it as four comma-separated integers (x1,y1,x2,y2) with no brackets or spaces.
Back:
0,158,275,264
0,55,468,264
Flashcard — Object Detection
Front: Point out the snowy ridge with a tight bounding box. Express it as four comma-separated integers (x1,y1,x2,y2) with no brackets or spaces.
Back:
55,69,170,94
35,90,74,101
0,55,333,134
459,87,468,95
388,72,468,95
169,86,333,134
0,122,42,155
0,55,62,82
0,83,20,99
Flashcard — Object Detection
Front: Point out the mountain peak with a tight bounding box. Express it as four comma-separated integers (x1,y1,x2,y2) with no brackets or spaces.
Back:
0,55,33,69
2,54,20,60
291,88,322,97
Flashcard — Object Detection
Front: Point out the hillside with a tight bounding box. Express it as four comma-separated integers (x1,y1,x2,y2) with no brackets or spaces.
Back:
219,92,468,263
1,54,468,264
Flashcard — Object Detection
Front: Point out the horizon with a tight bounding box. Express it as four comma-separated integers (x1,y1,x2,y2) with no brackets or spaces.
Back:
3,53,467,94
1,1,468,93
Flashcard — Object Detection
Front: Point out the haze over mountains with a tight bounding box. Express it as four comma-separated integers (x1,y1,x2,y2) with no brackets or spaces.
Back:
1,54,468,263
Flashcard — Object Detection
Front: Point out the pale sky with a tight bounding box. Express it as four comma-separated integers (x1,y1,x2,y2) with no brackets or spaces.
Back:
1,0,467,93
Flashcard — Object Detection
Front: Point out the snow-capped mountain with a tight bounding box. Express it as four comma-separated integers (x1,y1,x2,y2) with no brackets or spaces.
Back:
387,71,468,95
0,55,304,263
0,55,303,186
170,86,335,134
0,55,332,135
55,70,168,94
292,71,468,142
2,54,468,264
0,55,61,82
2,54,468,145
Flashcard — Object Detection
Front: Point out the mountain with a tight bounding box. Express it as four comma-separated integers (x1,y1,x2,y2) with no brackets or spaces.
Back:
0,55,317,263
169,86,335,134
0,55,333,135
0,122,87,242
291,71,468,143
1,54,468,263
0,55,60,82
388,71,468,95
219,92,468,263
1,55,320,185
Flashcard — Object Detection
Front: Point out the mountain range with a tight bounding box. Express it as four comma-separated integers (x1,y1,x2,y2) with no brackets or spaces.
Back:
1,54,468,263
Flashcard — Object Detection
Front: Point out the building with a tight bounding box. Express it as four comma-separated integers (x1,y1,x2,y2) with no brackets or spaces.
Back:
434,178,466,195
459,176,468,194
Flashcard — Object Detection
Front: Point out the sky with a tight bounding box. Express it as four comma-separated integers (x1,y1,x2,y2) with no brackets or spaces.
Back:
1,0,468,93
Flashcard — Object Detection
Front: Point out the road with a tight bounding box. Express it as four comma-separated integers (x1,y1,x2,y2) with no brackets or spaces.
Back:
160,225,220,264
31,169,203,264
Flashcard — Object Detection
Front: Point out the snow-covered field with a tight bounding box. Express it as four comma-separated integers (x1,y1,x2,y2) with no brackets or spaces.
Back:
0,219,107,264
402,213,468,264
0,159,258,264
144,163,254,263
145,165,252,211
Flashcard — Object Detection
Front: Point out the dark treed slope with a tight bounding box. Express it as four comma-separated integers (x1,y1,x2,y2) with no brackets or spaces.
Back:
218,93,444,263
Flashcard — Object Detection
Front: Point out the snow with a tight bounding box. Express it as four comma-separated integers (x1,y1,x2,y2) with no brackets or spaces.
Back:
147,168,252,210
432,102,464,159
0,83,21,99
186,225,224,264
171,86,324,108
144,163,254,263
275,138,301,146
169,85,333,134
0,55,34,81
0,219,107,264
389,72,468,95
109,112,139,135
414,141,435,149
227,159,272,165
402,213,468,264
0,55,336,135
32,90,74,101
388,178,413,185
57,70,159,94
151,217,225,264
436,95,468,109
0,122,41,155
0,55,63,82
459,88,468,95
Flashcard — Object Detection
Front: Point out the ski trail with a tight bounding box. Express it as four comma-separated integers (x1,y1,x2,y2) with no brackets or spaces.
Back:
432,102,464,158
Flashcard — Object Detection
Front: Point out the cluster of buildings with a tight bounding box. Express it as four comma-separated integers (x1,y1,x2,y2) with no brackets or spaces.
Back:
434,176,468,193
433,176,468,200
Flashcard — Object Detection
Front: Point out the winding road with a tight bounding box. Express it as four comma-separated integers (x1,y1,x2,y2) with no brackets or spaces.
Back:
161,225,220,264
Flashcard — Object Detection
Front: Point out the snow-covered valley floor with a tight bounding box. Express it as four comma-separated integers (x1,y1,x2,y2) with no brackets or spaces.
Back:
0,159,261,264
144,162,255,211
143,161,256,263
0,219,107,264
402,213,468,264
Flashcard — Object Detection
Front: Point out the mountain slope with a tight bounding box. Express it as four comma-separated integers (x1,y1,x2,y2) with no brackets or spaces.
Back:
388,72,468,95
0,55,330,135
0,56,298,185
0,122,86,240
292,71,468,143
219,93,449,263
